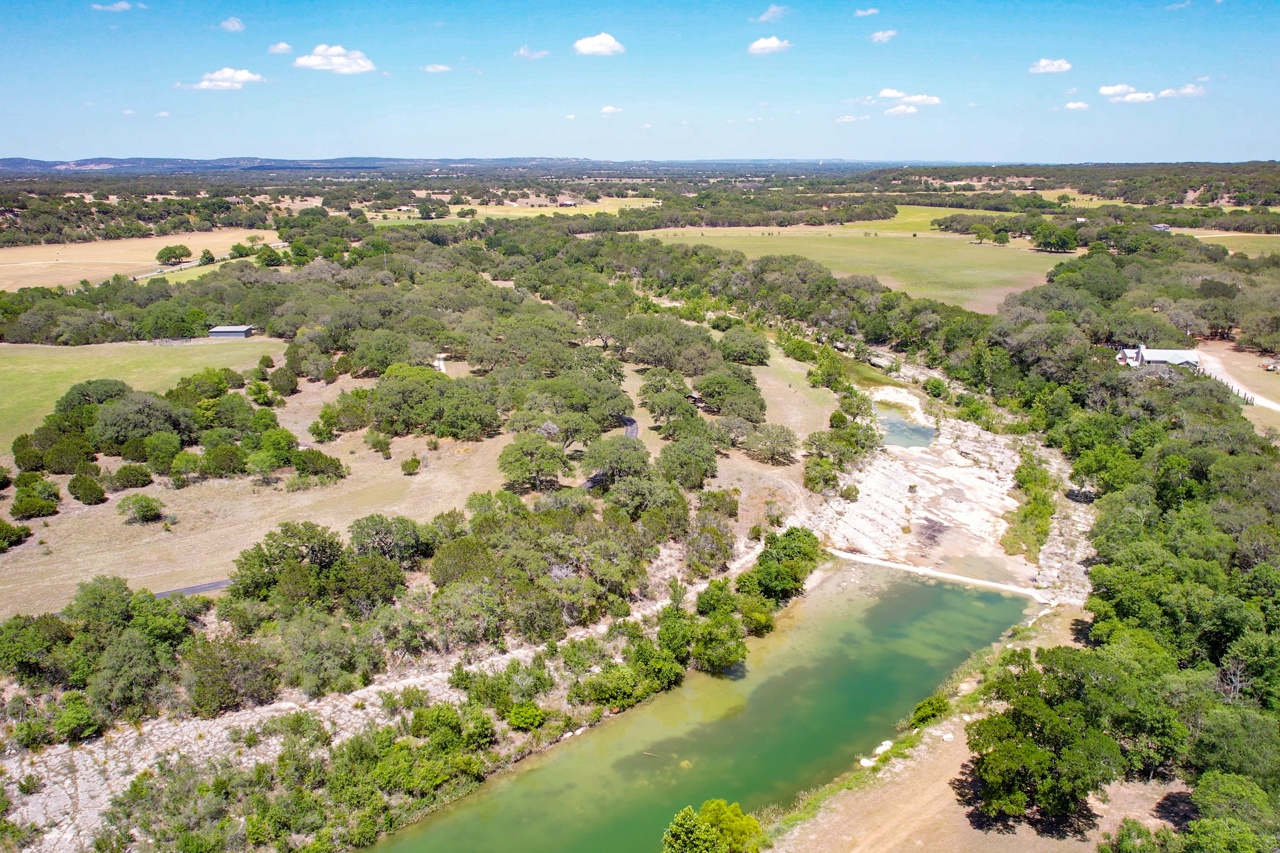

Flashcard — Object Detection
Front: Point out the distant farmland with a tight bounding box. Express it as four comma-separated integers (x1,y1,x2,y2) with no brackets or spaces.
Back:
644,207,1067,313
0,228,271,292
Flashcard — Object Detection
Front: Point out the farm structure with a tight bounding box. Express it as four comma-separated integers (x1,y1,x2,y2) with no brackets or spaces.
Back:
208,325,254,339
1116,344,1200,368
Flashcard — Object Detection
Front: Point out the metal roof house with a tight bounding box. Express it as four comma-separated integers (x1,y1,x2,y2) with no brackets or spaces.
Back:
208,325,254,339
1116,343,1200,369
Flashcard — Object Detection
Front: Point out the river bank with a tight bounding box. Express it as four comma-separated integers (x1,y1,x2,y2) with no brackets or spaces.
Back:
2,384,1087,851
769,605,1188,853
374,566,1029,853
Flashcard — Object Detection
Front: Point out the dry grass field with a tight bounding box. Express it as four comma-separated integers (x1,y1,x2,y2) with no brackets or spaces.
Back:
0,338,286,451
374,197,659,226
0,228,270,292
0,372,510,617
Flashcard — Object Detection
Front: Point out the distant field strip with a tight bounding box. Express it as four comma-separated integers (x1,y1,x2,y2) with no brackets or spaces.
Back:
0,228,269,292
645,208,1062,313
375,197,659,226
0,338,285,450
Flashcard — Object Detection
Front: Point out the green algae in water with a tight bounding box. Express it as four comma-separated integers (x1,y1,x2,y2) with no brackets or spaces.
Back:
377,565,1026,853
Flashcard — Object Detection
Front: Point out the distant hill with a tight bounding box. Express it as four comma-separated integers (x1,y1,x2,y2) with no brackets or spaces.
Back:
0,156,942,178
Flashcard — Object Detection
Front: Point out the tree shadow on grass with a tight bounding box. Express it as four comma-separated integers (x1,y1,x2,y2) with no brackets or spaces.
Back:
950,760,1099,840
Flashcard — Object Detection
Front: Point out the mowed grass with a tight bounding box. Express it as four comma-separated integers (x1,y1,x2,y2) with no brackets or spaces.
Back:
1177,230,1280,257
0,338,286,451
646,207,1064,313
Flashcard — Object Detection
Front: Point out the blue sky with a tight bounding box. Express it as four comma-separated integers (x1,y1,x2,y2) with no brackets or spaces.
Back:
3,0,1277,162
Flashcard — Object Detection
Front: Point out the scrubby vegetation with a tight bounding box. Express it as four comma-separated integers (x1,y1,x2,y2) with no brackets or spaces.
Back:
5,164,1280,852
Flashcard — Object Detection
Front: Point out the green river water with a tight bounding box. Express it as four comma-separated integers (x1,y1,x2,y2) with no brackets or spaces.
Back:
377,564,1028,853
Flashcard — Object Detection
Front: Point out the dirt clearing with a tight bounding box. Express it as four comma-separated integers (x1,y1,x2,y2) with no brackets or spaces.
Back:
0,374,508,616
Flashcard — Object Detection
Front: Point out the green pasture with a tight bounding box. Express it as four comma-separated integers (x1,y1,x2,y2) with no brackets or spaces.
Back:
0,339,286,451
645,208,1063,312
1179,230,1280,258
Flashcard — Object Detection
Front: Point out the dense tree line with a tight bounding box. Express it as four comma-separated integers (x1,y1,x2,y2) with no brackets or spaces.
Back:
0,190,273,246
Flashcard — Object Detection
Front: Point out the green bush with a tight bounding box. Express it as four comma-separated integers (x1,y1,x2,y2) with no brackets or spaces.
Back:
0,519,32,552
110,464,154,490
10,491,58,520
68,474,107,505
118,494,165,524
909,693,951,728
505,701,548,731
923,377,950,399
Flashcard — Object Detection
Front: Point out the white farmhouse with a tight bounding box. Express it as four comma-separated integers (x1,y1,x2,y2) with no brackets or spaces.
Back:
1116,343,1200,369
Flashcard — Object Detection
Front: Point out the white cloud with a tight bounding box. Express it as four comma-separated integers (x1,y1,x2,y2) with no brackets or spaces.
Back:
870,29,897,43
1065,101,1089,110
748,36,791,54
294,44,376,74
268,42,292,54
751,4,788,22
155,110,170,117
1159,82,1205,97
1166,0,1191,8
220,17,244,32
1029,58,1071,74
601,105,622,116
91,1,135,11
1098,82,1159,103
574,33,625,56
566,114,575,120
176,67,265,90
422,64,451,73
835,114,869,122
641,123,652,129
875,89,940,113
122,109,135,115
1066,86,1078,94
1196,75,1211,81
514,45,549,60
854,7,879,15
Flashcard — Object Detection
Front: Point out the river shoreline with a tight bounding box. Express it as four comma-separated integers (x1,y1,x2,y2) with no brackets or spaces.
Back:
3,385,1092,851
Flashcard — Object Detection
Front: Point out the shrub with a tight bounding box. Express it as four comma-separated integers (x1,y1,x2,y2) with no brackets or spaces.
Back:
365,430,392,458
0,519,32,552
505,701,548,731
292,448,346,479
923,377,950,400
110,464,153,490
118,494,165,524
10,491,58,521
200,444,246,477
0,465,11,491
401,456,421,476
909,693,951,727
68,474,107,505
